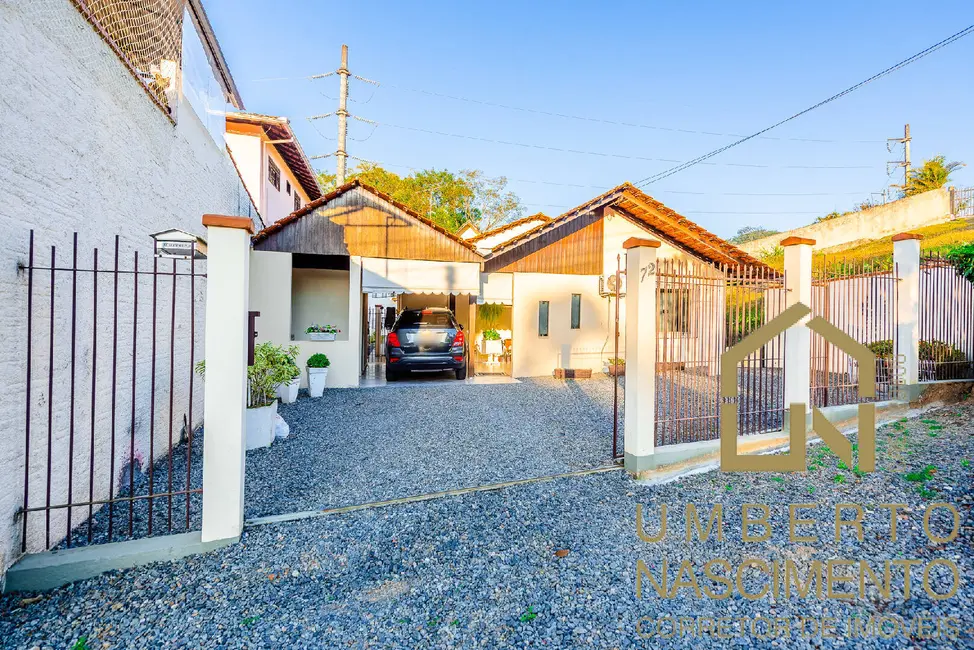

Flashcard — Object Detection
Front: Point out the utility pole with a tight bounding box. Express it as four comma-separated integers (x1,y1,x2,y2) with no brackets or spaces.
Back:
336,44,349,185
887,123,912,190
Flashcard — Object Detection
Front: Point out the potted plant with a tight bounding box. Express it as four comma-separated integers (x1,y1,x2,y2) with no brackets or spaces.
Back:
275,345,301,404
481,328,503,356
195,342,296,450
606,357,626,376
306,323,340,341
307,352,331,397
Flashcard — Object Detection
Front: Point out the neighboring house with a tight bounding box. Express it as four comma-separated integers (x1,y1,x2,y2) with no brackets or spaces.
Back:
468,213,551,253
457,222,481,240
225,113,322,225
0,0,255,571
479,183,763,377
247,180,762,385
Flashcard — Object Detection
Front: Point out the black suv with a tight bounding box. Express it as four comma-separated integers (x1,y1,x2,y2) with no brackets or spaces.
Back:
385,308,467,381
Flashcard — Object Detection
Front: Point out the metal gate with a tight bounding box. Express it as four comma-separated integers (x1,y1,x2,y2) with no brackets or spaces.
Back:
20,231,206,552
919,251,974,380
655,260,786,446
810,256,898,407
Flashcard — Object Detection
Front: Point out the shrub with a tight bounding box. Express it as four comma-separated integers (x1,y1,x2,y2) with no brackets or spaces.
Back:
483,329,501,341
195,343,300,407
944,242,974,283
307,353,331,368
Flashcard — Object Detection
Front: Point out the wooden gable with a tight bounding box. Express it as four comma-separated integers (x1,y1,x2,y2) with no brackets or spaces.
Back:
253,185,483,263
487,210,603,274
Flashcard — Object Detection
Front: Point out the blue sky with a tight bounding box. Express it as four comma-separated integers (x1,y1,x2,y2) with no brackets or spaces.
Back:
207,0,974,238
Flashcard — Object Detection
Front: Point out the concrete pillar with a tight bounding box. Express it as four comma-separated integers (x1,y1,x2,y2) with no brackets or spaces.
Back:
622,237,660,477
200,215,253,543
893,232,922,399
782,237,814,428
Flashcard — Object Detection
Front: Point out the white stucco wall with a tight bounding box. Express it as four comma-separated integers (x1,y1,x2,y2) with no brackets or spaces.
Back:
0,1,257,572
511,273,611,376
291,269,352,341
739,188,953,255
249,251,363,389
225,132,262,209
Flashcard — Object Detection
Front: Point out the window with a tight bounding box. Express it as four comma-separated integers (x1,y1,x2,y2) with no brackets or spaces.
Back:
538,301,550,337
659,289,690,333
570,294,581,329
294,192,302,212
268,159,281,191
286,180,292,195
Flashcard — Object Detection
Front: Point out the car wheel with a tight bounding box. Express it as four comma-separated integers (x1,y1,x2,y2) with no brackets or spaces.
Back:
386,368,399,382
455,366,467,380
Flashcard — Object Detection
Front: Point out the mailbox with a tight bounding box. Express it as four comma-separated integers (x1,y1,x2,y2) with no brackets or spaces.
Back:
150,229,207,259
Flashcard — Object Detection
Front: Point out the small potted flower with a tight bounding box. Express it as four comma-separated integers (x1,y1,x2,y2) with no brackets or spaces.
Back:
306,323,340,341
307,353,331,397
606,357,625,376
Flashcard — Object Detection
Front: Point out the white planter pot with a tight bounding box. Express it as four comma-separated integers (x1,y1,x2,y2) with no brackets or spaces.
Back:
277,377,300,404
308,367,329,397
484,339,503,355
245,400,278,450
309,332,337,341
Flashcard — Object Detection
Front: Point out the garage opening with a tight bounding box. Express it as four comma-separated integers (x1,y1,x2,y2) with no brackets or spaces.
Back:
362,291,480,386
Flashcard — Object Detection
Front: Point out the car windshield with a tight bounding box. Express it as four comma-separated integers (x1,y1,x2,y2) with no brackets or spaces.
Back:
396,310,455,328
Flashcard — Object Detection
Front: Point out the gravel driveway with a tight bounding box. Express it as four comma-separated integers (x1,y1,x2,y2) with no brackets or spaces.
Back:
245,377,623,518
4,403,973,649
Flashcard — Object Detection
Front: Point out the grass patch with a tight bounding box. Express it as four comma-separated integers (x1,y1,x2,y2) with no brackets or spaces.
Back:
72,638,90,650
917,486,938,499
241,616,260,627
770,476,785,484
519,606,538,623
833,474,847,485
904,465,937,483
962,459,971,468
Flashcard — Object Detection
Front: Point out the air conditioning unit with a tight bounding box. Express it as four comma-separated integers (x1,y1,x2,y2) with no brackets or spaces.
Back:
599,271,627,297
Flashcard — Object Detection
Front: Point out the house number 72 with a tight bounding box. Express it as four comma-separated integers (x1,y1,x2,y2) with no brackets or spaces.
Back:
640,263,656,282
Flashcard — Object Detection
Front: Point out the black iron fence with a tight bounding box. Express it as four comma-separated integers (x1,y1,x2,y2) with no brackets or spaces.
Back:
21,231,205,552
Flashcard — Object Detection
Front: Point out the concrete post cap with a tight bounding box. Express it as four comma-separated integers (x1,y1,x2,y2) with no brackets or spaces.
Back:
780,236,816,247
202,214,255,234
622,237,662,250
891,232,923,242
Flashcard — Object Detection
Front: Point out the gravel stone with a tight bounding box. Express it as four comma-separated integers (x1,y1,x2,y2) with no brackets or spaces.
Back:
3,402,972,649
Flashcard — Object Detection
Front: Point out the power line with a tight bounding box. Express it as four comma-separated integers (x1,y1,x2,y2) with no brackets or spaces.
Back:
634,24,974,187
324,155,879,199
314,117,876,170
377,82,886,144
297,73,890,145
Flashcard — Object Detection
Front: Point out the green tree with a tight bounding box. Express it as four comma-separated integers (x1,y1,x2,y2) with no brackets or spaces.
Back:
902,156,965,197
728,226,779,245
316,164,522,233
